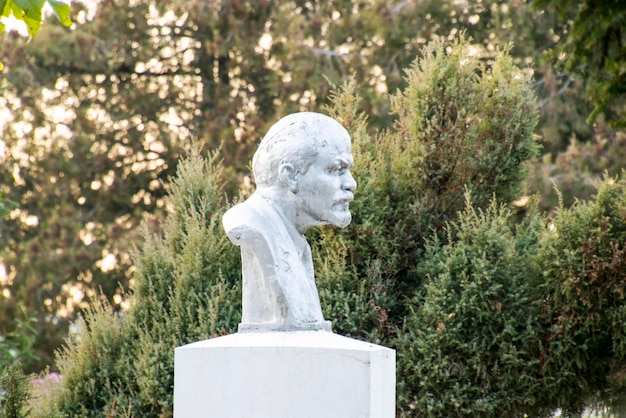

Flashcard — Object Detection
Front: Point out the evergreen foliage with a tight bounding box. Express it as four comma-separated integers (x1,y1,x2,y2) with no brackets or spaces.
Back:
397,197,548,416
0,308,38,418
395,175,626,417
390,36,540,242
0,362,33,418
54,301,127,416
537,175,626,416
52,151,241,417
315,36,540,343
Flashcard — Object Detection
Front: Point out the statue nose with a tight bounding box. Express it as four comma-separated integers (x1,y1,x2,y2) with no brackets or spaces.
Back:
343,171,357,191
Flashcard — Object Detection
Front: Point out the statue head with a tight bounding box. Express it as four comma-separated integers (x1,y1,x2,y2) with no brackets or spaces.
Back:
252,112,357,233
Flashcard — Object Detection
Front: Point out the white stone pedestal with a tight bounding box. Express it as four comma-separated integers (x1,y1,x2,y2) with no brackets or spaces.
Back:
174,331,395,418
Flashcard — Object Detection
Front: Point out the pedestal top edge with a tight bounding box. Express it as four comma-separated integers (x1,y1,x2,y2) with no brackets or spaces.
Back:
175,331,395,352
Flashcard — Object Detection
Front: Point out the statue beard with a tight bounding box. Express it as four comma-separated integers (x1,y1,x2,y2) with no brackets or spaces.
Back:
299,197,352,229
329,201,352,228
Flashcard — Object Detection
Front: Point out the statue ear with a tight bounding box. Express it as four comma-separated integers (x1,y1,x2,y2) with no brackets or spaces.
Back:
279,163,298,194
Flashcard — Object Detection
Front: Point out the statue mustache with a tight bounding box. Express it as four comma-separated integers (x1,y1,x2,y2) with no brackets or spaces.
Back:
335,192,354,203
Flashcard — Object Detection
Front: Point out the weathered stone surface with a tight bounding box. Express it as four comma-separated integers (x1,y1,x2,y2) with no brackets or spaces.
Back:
174,331,396,418
222,112,356,332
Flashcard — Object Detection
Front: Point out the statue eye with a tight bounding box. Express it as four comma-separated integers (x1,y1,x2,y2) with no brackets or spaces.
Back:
327,159,351,175
327,165,342,174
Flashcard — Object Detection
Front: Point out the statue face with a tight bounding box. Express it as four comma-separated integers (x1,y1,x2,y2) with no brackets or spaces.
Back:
296,126,356,230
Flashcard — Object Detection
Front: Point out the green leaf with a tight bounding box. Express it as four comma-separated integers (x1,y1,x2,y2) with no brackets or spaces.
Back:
14,0,43,21
0,0,10,17
23,13,41,36
47,0,71,26
13,0,44,15
9,1,25,20
10,0,43,36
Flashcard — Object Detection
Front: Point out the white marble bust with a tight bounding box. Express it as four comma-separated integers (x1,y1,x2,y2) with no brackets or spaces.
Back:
222,112,357,332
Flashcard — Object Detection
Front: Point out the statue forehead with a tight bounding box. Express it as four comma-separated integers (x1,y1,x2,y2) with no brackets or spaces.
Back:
259,112,349,151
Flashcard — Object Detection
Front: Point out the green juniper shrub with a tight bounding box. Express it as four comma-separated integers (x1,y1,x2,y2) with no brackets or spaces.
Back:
315,34,540,344
313,82,400,343
536,175,626,416
391,36,541,233
0,362,33,418
0,307,39,418
54,300,128,417
314,231,398,344
396,195,549,417
48,151,241,417
394,176,626,418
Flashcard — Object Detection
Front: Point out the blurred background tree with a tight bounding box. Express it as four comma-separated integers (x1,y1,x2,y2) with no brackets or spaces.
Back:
533,0,626,128
0,0,623,385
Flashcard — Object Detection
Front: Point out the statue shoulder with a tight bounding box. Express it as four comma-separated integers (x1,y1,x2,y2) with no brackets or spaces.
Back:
222,195,274,246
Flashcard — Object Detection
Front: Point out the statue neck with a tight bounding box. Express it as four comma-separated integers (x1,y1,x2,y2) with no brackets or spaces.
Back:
255,187,317,234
